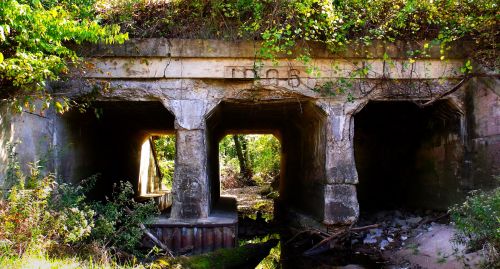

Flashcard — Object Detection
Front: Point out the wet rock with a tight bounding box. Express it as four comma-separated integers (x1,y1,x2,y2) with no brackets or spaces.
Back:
394,218,408,227
338,265,365,269
369,228,383,237
380,239,389,250
363,234,377,244
406,217,422,225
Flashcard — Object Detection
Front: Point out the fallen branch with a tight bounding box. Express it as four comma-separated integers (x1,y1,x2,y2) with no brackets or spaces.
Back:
351,223,380,232
416,212,449,230
124,207,172,256
285,230,313,245
299,224,379,256
417,75,470,108
303,229,348,256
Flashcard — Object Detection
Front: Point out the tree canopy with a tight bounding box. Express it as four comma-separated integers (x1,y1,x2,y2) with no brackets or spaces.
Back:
0,0,127,112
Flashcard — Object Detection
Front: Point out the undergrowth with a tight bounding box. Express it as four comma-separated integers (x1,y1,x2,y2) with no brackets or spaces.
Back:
449,184,500,268
0,145,159,267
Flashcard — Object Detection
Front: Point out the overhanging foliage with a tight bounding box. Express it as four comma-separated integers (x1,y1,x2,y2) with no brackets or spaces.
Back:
0,0,128,112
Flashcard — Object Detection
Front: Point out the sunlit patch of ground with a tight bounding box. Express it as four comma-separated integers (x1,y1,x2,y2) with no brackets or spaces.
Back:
222,185,275,221
0,253,146,269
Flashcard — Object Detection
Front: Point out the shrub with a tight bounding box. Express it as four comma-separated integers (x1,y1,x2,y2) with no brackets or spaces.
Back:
0,145,160,260
0,164,94,257
90,181,159,255
449,186,500,268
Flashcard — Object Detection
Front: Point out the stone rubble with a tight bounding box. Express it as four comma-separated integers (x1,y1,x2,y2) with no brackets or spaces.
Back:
353,209,447,251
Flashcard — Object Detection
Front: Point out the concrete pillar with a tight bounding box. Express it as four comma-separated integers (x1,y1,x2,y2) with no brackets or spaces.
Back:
321,101,365,225
172,129,208,219
162,99,218,219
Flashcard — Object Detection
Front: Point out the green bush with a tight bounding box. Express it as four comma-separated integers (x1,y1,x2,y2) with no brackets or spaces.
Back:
0,0,128,112
248,135,280,181
90,181,159,255
0,146,159,260
0,164,94,256
449,186,500,268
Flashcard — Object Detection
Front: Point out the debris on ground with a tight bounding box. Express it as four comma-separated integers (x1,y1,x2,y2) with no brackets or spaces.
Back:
351,209,484,269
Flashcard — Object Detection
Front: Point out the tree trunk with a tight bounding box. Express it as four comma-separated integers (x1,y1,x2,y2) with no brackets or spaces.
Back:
232,135,252,182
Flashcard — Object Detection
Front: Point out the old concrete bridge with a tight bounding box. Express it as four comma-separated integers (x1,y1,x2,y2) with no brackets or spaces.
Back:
1,39,499,253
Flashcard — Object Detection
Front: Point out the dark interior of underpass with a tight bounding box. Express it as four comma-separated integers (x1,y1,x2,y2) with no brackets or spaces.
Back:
354,100,464,211
206,101,327,220
59,101,175,199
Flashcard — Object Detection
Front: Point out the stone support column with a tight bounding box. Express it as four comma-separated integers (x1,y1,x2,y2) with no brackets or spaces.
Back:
319,101,366,225
162,99,218,219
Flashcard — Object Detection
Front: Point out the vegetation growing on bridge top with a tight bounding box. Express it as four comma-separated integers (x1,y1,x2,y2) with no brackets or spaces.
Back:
0,0,498,111
102,0,498,66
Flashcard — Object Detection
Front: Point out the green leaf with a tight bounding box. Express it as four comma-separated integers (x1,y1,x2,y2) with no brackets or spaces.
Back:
0,52,3,63
55,101,64,114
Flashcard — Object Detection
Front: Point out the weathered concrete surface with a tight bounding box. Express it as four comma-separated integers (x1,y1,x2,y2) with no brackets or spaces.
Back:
320,101,364,185
170,129,209,219
88,58,463,80
466,77,500,190
0,102,54,187
324,184,359,224
1,39,498,233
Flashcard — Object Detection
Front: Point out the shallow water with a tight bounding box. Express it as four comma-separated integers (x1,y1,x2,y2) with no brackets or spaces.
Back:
245,232,387,269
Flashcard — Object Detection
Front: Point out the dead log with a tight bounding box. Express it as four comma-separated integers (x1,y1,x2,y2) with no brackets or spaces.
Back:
351,223,380,232
301,224,380,256
124,207,172,256
303,229,348,256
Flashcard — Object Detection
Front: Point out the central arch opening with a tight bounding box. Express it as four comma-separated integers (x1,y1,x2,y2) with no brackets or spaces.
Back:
206,100,327,222
219,134,281,222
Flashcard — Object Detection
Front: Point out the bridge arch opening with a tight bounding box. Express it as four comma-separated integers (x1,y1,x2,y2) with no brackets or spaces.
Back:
218,133,281,221
354,100,464,212
206,100,327,221
59,101,176,202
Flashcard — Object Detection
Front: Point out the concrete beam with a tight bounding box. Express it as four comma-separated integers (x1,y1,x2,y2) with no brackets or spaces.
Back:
86,57,464,80
82,38,471,60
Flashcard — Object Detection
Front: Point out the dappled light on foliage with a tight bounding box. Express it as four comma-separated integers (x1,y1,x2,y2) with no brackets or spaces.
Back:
152,135,175,190
0,0,128,112
219,134,280,189
219,134,280,222
449,185,500,268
